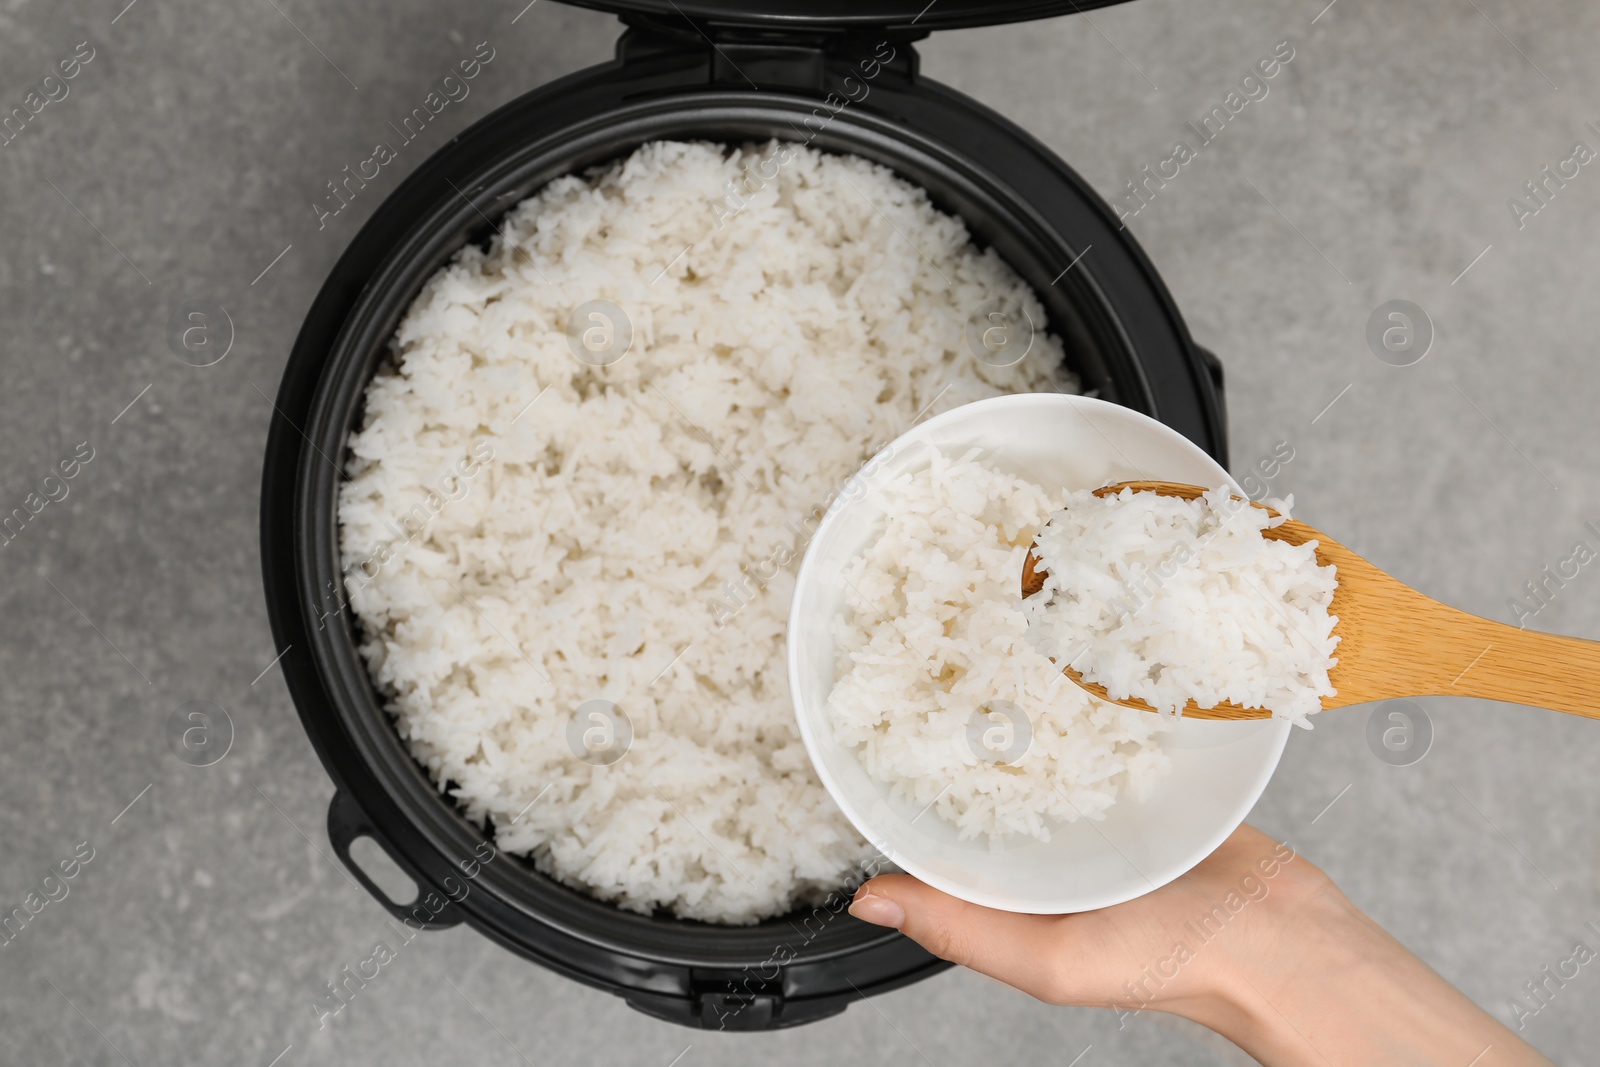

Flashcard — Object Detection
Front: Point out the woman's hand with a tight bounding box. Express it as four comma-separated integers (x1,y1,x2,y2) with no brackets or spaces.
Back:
849,824,1552,1066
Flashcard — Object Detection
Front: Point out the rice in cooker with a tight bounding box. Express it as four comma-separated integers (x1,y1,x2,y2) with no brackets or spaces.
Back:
337,140,1074,923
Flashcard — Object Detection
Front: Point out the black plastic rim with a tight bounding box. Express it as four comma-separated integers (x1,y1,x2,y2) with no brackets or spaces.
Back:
261,33,1227,1031
561,0,1138,33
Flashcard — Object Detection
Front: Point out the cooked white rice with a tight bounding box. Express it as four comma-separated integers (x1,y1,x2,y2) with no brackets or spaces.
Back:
337,140,1074,923
824,447,1171,841
1025,487,1339,723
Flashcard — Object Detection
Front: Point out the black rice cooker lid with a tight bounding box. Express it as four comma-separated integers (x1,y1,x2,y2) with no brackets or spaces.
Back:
559,0,1137,33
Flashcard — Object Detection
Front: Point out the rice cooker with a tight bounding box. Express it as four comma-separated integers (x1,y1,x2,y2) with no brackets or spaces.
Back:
260,0,1229,1032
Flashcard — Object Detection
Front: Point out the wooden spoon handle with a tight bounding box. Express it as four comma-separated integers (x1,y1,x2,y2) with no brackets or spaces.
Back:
1392,597,1600,719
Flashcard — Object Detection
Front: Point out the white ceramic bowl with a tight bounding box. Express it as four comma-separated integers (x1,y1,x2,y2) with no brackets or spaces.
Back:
787,393,1292,914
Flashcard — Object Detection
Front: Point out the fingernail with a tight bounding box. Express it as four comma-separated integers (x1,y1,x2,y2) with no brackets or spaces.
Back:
848,890,905,929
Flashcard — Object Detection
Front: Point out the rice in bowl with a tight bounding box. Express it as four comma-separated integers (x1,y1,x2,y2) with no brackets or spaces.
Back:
823,446,1172,842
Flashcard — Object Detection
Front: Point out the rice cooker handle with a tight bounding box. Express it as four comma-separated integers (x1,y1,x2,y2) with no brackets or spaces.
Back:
326,789,467,930
616,15,922,90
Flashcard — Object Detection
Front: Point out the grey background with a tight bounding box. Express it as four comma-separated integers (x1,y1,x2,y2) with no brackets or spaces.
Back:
1,0,1595,1063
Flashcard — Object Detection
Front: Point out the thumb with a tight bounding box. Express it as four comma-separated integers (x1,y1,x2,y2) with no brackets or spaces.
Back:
849,874,1070,1001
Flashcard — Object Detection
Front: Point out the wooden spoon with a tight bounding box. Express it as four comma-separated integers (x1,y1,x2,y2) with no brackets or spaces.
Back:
1021,481,1600,721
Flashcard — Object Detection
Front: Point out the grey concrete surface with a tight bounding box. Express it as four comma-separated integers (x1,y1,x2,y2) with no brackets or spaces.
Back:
1,0,1596,1063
